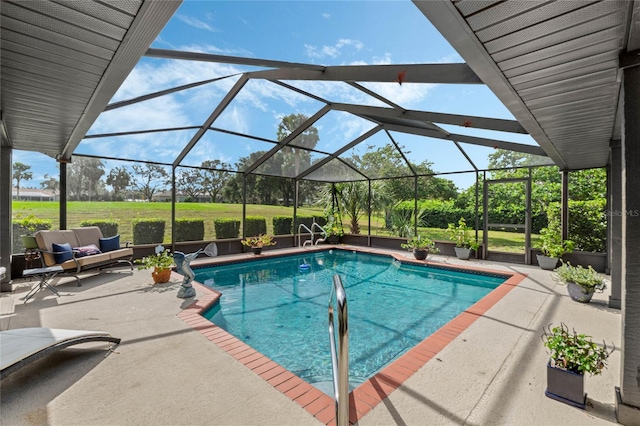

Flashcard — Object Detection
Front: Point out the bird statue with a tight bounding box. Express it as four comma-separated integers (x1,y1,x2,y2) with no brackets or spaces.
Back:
173,249,202,298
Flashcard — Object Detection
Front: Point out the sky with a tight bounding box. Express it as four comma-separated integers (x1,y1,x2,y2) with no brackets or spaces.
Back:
13,0,544,192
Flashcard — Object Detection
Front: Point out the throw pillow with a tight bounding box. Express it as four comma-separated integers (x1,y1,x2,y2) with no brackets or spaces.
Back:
73,244,102,258
99,235,120,252
52,242,73,264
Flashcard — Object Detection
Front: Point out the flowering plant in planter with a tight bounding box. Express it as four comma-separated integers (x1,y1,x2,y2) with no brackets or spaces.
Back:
400,235,439,253
241,234,276,248
135,249,174,284
542,323,614,375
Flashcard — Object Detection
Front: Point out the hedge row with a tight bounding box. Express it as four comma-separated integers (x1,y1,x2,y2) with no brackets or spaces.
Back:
244,216,267,237
11,216,52,253
547,199,606,253
174,218,205,242
393,200,547,233
132,218,166,245
80,220,118,237
213,218,240,239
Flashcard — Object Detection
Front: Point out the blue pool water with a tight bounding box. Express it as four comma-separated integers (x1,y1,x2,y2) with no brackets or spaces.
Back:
198,250,505,390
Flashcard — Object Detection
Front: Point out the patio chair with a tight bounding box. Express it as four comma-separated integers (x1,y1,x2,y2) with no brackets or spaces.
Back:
0,327,121,379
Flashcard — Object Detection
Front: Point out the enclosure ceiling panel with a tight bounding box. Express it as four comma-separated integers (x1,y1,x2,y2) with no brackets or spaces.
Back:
0,0,181,160
414,0,635,171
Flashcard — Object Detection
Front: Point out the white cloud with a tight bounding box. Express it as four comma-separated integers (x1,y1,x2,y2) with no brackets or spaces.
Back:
176,14,218,32
305,38,364,59
322,13,331,19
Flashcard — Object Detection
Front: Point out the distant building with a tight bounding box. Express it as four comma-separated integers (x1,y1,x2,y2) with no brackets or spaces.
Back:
152,191,210,203
12,187,57,201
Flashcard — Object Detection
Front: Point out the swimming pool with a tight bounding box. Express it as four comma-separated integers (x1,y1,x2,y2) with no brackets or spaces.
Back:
197,250,507,393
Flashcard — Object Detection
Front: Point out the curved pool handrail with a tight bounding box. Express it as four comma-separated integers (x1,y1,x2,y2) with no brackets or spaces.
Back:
328,274,349,426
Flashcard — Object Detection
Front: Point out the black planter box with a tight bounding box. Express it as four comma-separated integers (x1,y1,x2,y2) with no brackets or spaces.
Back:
545,363,586,409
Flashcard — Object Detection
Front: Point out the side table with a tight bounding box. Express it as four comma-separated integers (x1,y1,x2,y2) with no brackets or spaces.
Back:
22,265,63,303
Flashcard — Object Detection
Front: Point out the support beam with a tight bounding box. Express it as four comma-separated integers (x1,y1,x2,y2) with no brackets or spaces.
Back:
561,171,569,241
0,146,13,291
331,103,527,134
382,123,547,157
59,162,67,230
617,62,640,424
609,139,622,309
247,63,482,84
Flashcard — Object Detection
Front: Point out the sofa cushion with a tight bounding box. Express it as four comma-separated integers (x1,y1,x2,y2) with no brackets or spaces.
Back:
106,247,133,261
75,252,112,267
73,244,101,258
99,235,120,252
52,243,73,264
35,230,79,267
74,226,103,247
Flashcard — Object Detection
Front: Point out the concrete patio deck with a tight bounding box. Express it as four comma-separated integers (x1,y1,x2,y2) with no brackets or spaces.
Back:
0,247,621,425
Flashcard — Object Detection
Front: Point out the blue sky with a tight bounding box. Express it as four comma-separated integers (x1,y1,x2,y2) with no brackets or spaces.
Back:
14,0,544,192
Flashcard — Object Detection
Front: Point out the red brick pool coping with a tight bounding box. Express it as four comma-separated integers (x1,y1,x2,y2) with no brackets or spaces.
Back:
177,248,526,425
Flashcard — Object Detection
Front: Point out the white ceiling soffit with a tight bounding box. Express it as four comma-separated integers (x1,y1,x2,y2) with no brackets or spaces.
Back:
413,0,638,171
0,0,182,161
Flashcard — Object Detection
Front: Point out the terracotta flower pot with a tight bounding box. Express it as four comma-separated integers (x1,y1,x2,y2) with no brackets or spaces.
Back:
152,267,171,284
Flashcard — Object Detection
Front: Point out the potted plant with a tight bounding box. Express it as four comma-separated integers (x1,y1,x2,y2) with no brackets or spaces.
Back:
554,261,606,303
322,212,344,244
136,249,174,284
542,323,614,408
241,234,276,255
401,235,440,260
447,217,479,260
535,226,575,270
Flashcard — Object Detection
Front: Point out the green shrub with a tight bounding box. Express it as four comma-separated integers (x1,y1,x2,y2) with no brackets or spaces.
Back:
132,218,165,244
175,218,205,242
296,215,315,231
214,218,240,239
12,215,52,253
273,216,293,235
314,216,327,227
547,200,606,253
244,216,267,236
80,220,118,237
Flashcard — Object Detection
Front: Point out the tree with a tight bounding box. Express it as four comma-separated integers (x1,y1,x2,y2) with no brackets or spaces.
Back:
277,113,319,178
327,181,386,234
200,160,231,203
106,166,131,201
176,168,203,201
131,163,168,201
40,174,59,194
67,157,105,201
12,162,33,198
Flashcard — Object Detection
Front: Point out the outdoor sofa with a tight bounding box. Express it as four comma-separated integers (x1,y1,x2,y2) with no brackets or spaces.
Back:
34,226,133,284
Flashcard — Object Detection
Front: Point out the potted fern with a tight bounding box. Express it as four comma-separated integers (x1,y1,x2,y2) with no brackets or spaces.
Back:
401,235,439,260
542,323,614,408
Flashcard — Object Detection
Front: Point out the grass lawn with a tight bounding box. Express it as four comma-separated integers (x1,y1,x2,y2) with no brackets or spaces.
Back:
13,201,539,252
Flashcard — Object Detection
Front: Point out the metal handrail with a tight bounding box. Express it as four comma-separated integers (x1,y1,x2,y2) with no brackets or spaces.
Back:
311,222,327,244
328,274,349,426
298,223,313,247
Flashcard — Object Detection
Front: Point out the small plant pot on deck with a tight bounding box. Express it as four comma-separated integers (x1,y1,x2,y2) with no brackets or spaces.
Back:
152,267,172,284
413,249,428,260
545,363,586,409
454,247,471,260
536,254,559,270
566,282,595,303
251,247,263,255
